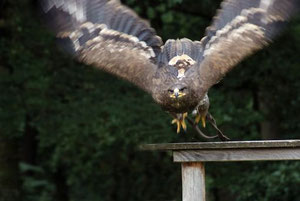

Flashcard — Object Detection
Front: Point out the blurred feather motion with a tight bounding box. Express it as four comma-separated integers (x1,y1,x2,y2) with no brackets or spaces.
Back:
39,0,299,140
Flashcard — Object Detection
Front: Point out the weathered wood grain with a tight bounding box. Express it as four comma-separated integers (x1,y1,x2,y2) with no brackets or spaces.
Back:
140,140,300,151
182,163,206,201
174,148,300,162
140,140,300,201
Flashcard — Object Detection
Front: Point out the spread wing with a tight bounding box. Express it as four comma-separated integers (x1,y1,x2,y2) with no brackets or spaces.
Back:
40,0,163,93
197,0,299,95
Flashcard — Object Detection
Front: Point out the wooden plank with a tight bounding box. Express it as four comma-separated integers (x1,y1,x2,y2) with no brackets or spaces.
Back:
182,163,206,201
174,148,300,162
140,140,300,151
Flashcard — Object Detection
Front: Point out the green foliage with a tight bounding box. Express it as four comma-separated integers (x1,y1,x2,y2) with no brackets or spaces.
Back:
0,0,300,201
233,162,300,201
20,163,55,201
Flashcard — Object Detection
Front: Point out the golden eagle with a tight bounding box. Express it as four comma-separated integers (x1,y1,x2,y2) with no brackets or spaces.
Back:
40,0,299,140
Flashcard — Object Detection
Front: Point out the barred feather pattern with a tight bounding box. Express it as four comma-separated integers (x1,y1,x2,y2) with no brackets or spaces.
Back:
39,0,300,115
198,0,300,94
40,0,163,92
158,38,203,68
40,0,162,53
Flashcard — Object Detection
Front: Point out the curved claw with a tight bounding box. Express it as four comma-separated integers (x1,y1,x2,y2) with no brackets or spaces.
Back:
195,114,206,128
171,113,188,133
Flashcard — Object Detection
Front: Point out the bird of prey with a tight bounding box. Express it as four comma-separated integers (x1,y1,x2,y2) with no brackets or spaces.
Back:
40,0,299,140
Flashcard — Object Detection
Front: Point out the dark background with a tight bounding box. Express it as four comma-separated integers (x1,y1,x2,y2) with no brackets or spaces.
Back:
0,0,300,200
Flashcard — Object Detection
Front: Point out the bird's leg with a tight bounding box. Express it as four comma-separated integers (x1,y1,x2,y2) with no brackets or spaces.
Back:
194,113,206,128
171,113,188,133
206,113,230,141
192,109,230,141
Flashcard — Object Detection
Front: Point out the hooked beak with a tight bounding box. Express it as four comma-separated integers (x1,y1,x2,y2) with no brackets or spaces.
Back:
170,88,185,99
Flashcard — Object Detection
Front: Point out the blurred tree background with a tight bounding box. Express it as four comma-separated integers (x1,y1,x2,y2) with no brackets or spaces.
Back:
0,0,300,201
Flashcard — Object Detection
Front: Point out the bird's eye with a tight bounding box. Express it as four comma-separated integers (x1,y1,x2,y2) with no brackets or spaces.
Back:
180,87,187,92
168,89,174,93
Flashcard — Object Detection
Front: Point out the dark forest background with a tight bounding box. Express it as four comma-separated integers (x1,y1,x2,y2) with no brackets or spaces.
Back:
0,0,300,201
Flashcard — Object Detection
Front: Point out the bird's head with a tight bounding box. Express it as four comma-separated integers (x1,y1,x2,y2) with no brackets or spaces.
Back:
155,81,199,113
152,67,201,113
167,84,188,99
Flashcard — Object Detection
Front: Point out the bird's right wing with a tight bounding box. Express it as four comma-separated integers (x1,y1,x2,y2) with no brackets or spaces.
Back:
196,0,299,96
40,0,163,93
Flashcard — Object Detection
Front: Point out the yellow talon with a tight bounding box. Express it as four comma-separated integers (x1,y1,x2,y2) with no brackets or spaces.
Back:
181,119,187,131
195,114,201,124
172,119,181,133
194,114,206,128
201,116,206,128
171,112,188,133
181,112,188,131
176,120,181,133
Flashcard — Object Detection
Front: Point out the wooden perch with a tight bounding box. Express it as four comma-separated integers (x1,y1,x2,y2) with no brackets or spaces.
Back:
140,140,300,201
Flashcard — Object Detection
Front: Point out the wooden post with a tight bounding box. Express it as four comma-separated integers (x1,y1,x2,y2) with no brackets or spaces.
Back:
182,162,205,201
140,140,300,201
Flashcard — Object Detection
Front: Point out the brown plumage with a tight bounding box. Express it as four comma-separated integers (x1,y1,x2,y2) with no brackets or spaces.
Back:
39,0,299,140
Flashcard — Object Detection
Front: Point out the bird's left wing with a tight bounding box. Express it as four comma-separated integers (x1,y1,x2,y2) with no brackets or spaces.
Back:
196,0,299,96
40,0,163,93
